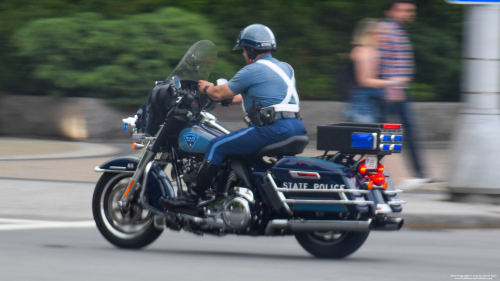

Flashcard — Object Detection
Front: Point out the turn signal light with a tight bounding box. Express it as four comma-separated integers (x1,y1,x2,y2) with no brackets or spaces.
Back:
383,181,388,190
132,142,144,150
367,180,374,190
377,164,385,173
359,164,367,174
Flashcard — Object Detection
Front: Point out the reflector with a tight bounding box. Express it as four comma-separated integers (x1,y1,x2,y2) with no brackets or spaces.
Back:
297,173,319,178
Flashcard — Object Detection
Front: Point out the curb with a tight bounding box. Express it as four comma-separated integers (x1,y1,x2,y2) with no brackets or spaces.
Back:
401,214,500,229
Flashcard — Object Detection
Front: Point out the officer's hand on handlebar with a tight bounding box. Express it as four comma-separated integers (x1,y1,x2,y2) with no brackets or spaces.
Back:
198,80,214,96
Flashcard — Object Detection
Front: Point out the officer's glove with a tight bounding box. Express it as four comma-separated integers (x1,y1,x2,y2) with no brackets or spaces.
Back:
220,98,234,107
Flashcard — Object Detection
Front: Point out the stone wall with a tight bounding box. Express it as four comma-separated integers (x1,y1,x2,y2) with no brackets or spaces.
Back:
0,95,461,141
0,95,133,140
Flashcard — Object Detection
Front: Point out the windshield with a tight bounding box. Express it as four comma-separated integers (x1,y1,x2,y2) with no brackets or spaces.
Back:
167,40,218,81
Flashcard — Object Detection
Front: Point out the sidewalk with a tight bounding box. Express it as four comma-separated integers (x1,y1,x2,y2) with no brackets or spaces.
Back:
1,137,499,229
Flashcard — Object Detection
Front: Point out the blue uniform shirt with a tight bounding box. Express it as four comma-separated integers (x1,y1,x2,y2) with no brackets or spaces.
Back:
227,53,297,111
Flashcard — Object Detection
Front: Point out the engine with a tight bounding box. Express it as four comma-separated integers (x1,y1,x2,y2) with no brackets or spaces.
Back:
180,157,203,185
179,158,254,231
205,187,255,231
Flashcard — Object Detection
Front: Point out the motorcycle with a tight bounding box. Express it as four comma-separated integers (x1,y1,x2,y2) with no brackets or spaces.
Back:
92,40,406,259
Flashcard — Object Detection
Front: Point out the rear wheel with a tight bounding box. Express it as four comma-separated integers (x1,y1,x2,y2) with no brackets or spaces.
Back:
92,173,163,249
295,231,370,259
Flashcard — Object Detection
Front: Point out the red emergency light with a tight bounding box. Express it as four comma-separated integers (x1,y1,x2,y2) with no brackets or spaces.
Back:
381,124,402,129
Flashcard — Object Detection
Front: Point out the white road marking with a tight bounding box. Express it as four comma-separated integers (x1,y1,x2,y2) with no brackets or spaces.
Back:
0,218,95,231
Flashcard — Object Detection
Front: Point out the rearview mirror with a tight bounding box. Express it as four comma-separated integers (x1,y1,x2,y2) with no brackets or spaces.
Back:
172,76,181,89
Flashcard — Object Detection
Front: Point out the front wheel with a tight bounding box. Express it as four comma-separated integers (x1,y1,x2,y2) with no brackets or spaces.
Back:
295,231,370,259
92,173,163,249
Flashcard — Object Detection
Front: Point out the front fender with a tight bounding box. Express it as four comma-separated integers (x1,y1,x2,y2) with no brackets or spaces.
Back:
95,156,175,207
95,156,141,174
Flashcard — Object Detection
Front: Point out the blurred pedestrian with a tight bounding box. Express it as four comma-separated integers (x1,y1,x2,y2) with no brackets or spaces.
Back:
379,0,428,180
344,18,404,123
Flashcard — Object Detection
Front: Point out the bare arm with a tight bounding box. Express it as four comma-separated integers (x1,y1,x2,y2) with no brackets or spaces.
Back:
352,47,399,88
198,81,235,101
231,94,243,105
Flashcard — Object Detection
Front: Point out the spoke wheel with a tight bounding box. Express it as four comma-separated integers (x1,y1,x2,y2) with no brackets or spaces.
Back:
92,173,163,248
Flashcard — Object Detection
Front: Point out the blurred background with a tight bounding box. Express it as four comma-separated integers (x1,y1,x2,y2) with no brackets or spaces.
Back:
0,0,462,107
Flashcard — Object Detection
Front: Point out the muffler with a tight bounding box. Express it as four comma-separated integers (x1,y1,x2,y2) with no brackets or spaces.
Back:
265,219,373,236
372,217,404,231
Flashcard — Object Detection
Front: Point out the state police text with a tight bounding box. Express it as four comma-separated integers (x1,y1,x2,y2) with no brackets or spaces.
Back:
283,182,346,190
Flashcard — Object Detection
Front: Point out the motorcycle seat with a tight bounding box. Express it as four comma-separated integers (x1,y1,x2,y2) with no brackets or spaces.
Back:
255,135,310,158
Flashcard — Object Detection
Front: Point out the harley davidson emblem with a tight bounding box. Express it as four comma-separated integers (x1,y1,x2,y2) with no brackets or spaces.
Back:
184,133,199,150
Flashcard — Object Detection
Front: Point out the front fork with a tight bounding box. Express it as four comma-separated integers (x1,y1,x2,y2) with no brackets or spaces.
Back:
118,149,156,210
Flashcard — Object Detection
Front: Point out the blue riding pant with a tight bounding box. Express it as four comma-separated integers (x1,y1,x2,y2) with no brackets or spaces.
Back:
205,118,307,165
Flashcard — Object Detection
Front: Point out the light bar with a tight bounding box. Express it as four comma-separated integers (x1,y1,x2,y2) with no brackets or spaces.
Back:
382,124,402,129
352,133,374,149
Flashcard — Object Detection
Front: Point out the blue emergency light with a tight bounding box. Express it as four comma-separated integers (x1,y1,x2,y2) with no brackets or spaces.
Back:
382,135,392,142
123,123,128,131
393,145,402,151
352,133,374,149
381,144,392,151
394,135,403,142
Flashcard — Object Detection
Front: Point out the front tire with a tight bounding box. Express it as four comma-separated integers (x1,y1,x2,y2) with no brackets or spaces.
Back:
295,231,370,259
92,173,163,249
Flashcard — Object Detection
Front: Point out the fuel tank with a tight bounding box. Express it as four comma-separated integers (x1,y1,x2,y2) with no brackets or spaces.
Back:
178,123,226,155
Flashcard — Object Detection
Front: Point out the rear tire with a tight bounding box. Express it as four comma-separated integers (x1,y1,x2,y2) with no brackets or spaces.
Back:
92,173,163,249
295,231,370,259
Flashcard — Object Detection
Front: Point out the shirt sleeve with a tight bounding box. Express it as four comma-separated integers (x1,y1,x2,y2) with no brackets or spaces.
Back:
227,67,254,95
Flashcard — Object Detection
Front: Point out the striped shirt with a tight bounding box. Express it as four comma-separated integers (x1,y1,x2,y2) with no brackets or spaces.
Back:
378,19,414,85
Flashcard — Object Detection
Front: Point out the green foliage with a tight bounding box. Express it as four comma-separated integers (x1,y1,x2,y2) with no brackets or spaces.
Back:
1,0,465,105
13,8,236,106
410,83,436,101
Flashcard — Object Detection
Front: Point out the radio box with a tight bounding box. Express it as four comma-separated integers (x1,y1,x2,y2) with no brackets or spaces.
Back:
317,123,403,155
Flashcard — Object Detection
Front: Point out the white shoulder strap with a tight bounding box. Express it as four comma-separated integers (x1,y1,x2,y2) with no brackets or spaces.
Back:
256,60,299,112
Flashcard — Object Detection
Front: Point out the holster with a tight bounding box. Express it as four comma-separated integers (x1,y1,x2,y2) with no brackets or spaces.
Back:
244,102,276,127
244,101,265,127
261,106,276,125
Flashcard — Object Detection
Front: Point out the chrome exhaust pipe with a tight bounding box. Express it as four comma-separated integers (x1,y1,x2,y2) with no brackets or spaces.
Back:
372,217,404,231
265,219,373,236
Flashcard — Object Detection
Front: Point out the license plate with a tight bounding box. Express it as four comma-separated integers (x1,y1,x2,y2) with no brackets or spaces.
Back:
365,155,377,169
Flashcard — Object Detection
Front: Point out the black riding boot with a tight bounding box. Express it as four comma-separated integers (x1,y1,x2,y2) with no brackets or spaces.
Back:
159,160,219,215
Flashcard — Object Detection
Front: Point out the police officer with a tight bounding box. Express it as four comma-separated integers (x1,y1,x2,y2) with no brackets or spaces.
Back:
160,24,307,213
